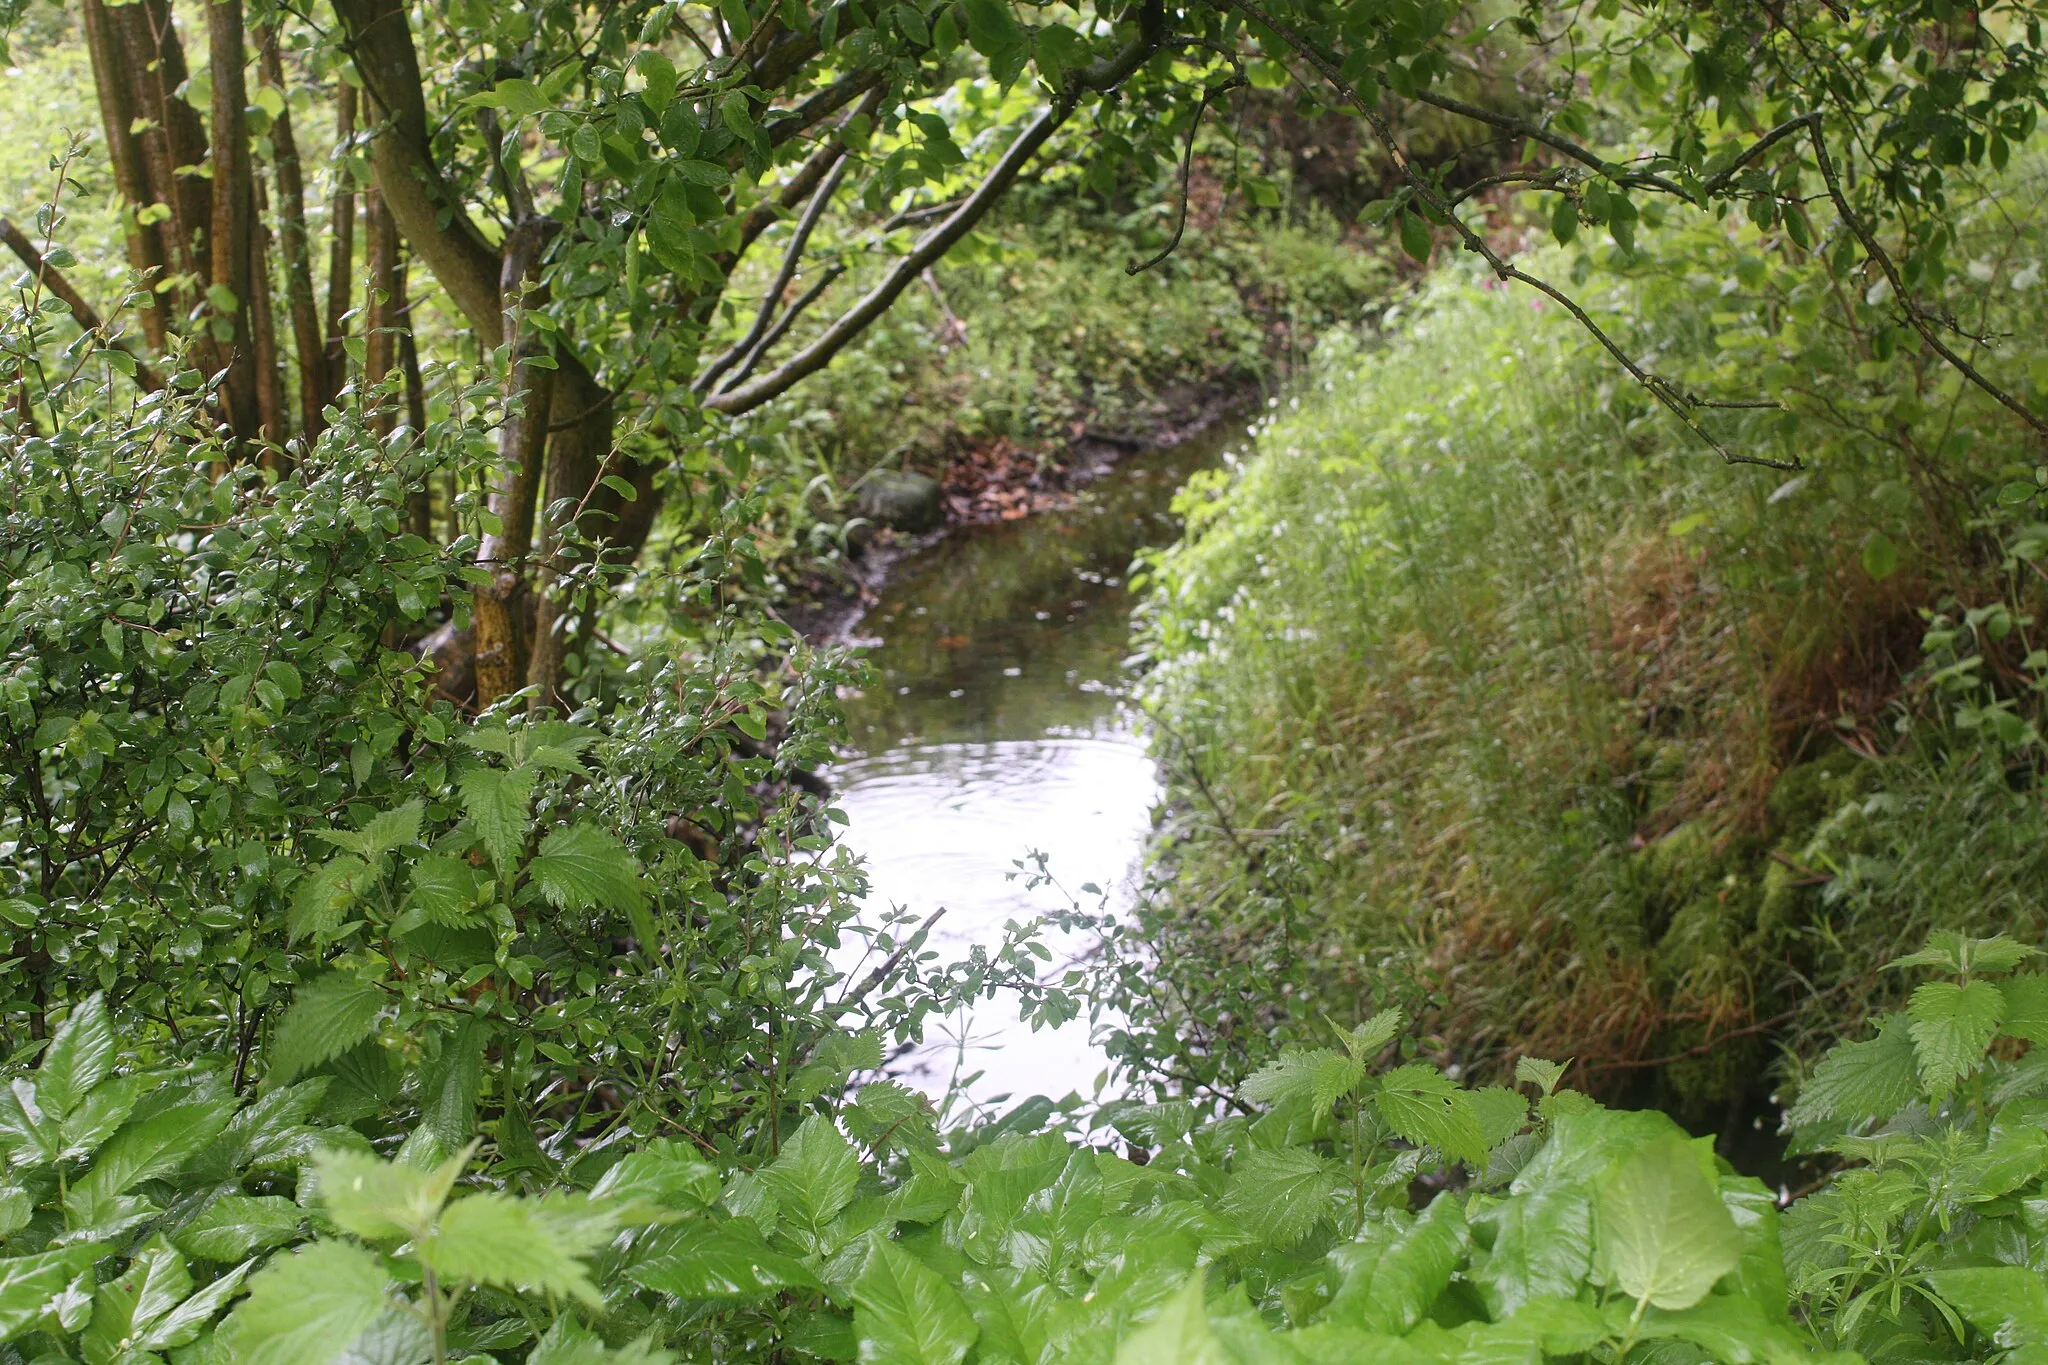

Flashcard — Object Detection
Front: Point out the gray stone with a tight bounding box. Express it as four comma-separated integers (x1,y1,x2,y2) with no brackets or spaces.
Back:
855,470,944,533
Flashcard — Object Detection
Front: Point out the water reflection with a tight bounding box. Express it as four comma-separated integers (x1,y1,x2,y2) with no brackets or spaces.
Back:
830,426,1231,1107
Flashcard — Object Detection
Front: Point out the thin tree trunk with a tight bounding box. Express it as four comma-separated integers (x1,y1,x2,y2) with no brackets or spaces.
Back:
78,0,166,352
474,218,557,708
401,287,431,538
262,25,325,441
250,182,287,446
206,0,261,444
323,83,358,412
363,188,400,436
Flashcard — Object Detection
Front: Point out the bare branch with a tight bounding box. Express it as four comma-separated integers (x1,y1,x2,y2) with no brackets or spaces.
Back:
1128,78,1242,276
696,151,851,393
716,265,844,394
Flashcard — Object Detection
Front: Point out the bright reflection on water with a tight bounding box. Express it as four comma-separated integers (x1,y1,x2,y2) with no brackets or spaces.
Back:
829,425,1230,1110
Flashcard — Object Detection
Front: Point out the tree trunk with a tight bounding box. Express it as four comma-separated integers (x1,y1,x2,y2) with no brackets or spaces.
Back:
323,83,357,414
262,25,326,441
473,218,557,709
401,295,431,538
78,0,166,352
363,189,401,437
205,0,263,445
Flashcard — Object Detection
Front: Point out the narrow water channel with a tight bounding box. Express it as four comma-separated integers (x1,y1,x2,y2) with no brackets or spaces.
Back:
830,424,1230,1111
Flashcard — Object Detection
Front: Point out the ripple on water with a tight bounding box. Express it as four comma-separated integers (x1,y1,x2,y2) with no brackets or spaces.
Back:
829,736,1158,1105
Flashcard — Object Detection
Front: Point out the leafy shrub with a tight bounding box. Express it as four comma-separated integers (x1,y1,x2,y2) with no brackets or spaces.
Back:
11,934,2048,1364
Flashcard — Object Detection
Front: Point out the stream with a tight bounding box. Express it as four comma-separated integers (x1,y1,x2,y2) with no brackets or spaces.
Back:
829,423,1231,1111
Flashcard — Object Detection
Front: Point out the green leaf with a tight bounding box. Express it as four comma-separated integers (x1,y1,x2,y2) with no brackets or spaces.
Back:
1786,1013,1920,1128
400,855,483,930
267,976,386,1088
960,0,1025,63
852,1239,979,1365
1860,530,1898,580
0,1247,100,1343
486,78,547,119
1514,1057,1569,1096
0,1081,59,1167
757,1113,859,1235
312,802,422,861
72,1076,236,1203
589,1140,721,1212
174,1194,305,1261
421,1192,611,1307
61,1072,147,1161
457,764,535,872
1398,210,1432,264
632,51,677,113
624,1221,821,1299
1908,979,2004,1099
2005,972,2048,1045
527,1316,673,1365
1925,1266,2048,1347
1240,1048,1363,1112
84,1240,190,1364
1217,1147,1337,1248
1596,1136,1741,1312
1892,931,2036,976
220,1241,390,1365
1338,1007,1404,1062
1550,194,1578,245
529,824,648,915
289,856,374,944
1467,1087,1530,1149
37,993,115,1119
1374,1064,1487,1165
1634,1293,1812,1363
1323,1195,1468,1334
313,1145,466,1242
1113,1269,1229,1365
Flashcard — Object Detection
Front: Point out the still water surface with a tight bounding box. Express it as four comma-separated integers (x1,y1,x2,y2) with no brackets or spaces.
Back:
830,426,1229,1108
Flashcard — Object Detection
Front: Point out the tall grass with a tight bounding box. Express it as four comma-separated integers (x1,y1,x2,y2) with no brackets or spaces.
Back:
1123,183,2048,1138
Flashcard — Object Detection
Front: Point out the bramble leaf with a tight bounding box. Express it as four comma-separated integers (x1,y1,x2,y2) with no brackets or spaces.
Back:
174,1194,305,1261
1114,1270,1228,1365
757,1114,859,1235
625,1221,821,1299
852,1239,979,1365
37,994,114,1119
1323,1195,1468,1333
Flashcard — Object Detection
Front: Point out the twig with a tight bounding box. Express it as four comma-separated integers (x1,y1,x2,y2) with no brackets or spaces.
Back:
1805,115,2048,438
1128,79,1242,276
0,217,163,390
828,907,946,1017
696,149,851,393
716,264,844,394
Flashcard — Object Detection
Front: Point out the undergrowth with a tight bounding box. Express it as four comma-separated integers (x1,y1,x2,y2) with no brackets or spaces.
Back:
1120,165,2048,1146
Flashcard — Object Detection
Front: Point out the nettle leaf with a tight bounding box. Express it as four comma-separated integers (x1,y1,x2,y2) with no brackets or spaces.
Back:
457,763,536,872
398,854,484,931
267,975,387,1088
757,1113,859,1234
528,824,648,915
1908,979,2005,1099
1514,1057,1569,1096
289,855,375,943
625,1220,821,1299
1596,1136,1741,1312
1323,1194,1468,1334
1339,1007,1405,1062
1891,931,2036,977
2002,972,2048,1045
1218,1147,1338,1248
173,1194,305,1261
421,1192,612,1307
312,801,423,862
37,993,114,1119
1785,1013,1920,1128
1374,1064,1488,1165
221,1240,390,1365
1240,1048,1363,1112
1467,1087,1531,1149
852,1239,979,1365
314,1145,467,1242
